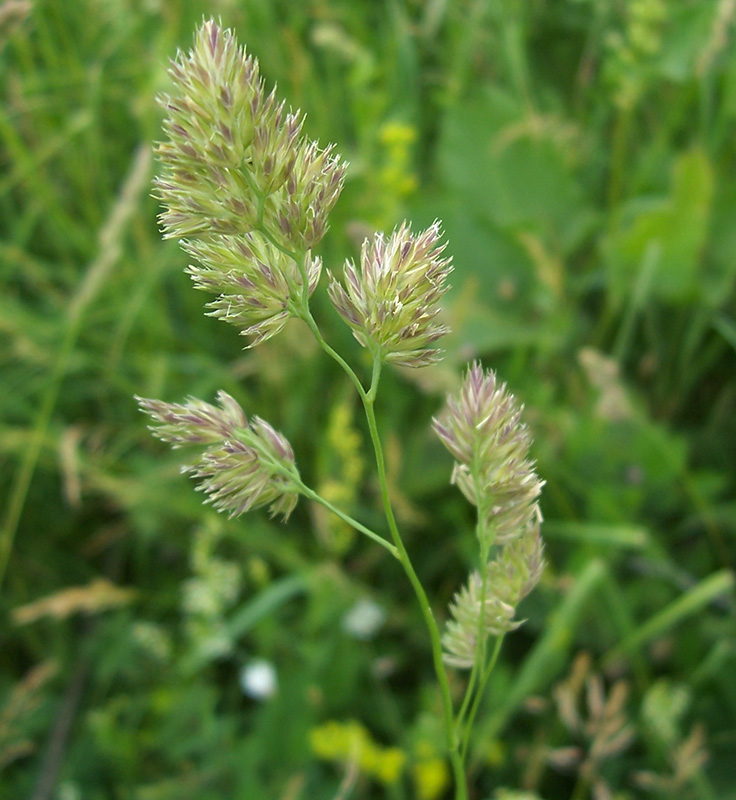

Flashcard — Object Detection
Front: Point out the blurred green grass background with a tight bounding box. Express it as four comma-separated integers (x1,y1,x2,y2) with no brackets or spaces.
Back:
1,1,735,798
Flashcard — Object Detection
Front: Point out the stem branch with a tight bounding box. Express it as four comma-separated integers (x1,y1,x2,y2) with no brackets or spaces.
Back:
296,481,398,559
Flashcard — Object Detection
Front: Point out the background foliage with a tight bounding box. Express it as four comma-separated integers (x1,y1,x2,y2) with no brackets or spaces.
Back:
1,1,735,798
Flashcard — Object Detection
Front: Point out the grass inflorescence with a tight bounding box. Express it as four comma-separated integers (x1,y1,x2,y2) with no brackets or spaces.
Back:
1,3,735,799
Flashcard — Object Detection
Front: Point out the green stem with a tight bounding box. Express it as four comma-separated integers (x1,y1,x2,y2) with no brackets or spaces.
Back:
366,348,382,404
455,449,494,738
460,635,504,764
232,428,396,558
301,304,367,401
453,567,486,740
296,481,398,559
455,660,479,742
361,355,468,800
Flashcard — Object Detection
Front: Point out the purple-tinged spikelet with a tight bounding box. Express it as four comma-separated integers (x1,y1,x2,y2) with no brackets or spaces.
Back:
183,232,322,346
154,19,347,346
442,526,545,668
136,391,299,520
328,221,452,368
156,19,346,249
432,362,543,544
433,362,545,668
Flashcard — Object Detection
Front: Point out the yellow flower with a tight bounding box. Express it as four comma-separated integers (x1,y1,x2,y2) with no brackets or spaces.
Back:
309,719,366,760
309,720,406,786
379,121,417,147
373,747,406,785
412,756,450,800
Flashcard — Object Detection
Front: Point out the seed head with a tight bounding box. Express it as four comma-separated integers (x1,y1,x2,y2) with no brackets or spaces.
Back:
435,362,546,668
328,221,452,368
136,391,299,520
183,232,322,346
433,362,543,544
155,16,347,265
442,524,545,669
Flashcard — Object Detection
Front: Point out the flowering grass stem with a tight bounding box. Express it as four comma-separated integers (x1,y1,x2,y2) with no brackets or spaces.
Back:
361,353,469,800
291,244,470,796
144,23,546,798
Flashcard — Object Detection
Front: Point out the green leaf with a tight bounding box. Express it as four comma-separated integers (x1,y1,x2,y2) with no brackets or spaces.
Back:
542,521,651,550
604,149,714,305
226,573,310,639
436,88,586,244
603,569,735,666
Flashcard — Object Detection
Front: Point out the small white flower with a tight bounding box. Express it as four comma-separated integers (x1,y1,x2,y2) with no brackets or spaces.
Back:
342,598,386,640
240,659,278,700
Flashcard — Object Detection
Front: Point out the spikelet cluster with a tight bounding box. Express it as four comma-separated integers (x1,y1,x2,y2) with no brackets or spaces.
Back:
433,362,545,668
155,20,347,345
441,527,544,668
183,233,322,345
328,221,452,368
136,391,299,520
433,362,542,545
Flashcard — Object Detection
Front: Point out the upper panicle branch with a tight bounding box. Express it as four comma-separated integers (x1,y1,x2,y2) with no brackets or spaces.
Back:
153,19,348,346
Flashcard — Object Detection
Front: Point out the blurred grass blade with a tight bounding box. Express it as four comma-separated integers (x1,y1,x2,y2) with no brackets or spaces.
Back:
603,569,735,667
180,573,310,674
0,109,92,197
226,573,310,639
543,521,651,550
712,312,736,353
0,144,153,592
600,569,650,689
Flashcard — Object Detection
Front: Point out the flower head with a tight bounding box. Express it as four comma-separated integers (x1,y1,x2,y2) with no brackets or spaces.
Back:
136,391,299,520
434,362,545,669
183,232,321,346
328,221,452,368
153,19,347,349
155,19,346,251
433,362,543,545
442,524,545,668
